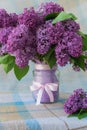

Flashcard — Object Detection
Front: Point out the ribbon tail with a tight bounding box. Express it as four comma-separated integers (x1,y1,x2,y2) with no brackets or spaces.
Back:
45,87,54,102
30,85,37,91
30,82,42,91
36,88,43,105
47,83,58,91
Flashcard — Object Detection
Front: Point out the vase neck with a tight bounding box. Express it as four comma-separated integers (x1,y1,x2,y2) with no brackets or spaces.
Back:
35,64,57,70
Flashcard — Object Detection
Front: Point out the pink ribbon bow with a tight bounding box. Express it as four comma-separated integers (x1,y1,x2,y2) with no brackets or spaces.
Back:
30,81,58,105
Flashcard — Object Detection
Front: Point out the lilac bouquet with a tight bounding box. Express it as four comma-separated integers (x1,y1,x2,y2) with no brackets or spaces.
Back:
64,89,87,119
0,2,87,80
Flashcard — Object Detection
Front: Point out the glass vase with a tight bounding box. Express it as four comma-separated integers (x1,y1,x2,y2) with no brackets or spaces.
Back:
30,63,59,104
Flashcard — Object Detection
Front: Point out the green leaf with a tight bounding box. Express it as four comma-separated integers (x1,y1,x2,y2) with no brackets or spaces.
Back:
82,35,87,51
0,54,9,64
71,55,86,71
0,54,15,64
68,109,87,119
3,59,15,73
43,47,54,61
68,111,79,118
52,12,77,24
45,12,59,20
78,31,86,38
77,32,87,51
78,109,87,119
0,55,15,73
14,64,29,80
43,47,56,68
47,53,56,68
69,13,77,20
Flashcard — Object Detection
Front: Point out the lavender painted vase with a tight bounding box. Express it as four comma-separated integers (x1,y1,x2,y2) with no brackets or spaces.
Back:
31,64,59,104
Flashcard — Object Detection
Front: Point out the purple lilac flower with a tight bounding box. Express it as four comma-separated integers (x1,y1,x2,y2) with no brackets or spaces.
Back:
64,31,82,57
64,95,82,114
15,46,36,68
10,13,18,27
75,88,85,97
48,22,64,44
6,24,37,67
15,49,29,68
18,8,43,32
64,89,86,114
38,2,64,16
74,88,86,98
0,45,7,55
55,44,70,66
0,9,12,28
7,24,29,53
0,27,13,44
82,97,87,109
63,19,80,32
36,21,51,54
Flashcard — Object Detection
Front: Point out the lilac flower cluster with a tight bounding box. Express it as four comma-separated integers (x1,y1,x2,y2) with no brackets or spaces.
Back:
0,9,11,28
0,27,13,44
48,22,64,45
66,32,82,57
55,31,82,66
36,20,65,55
7,24,29,52
37,19,82,66
10,13,18,27
18,8,43,33
7,24,36,67
0,9,18,28
36,21,52,54
55,44,70,66
0,2,84,68
82,97,87,109
62,19,80,32
64,89,87,114
38,2,64,16
15,46,36,68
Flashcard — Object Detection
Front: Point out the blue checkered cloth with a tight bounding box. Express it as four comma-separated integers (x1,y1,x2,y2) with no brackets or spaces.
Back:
0,92,87,130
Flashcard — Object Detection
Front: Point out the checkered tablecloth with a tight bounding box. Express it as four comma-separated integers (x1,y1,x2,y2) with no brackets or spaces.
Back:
0,92,87,130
